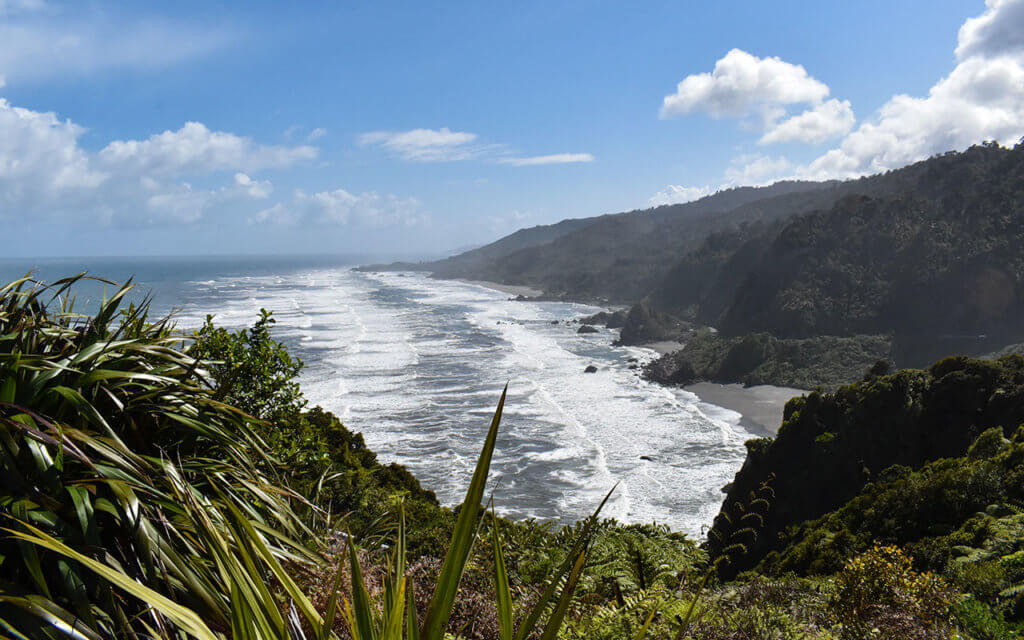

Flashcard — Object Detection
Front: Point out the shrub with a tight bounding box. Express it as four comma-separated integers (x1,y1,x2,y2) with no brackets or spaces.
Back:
833,545,956,639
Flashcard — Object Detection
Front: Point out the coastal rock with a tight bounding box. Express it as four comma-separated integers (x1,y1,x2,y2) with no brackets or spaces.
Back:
641,329,892,390
579,309,629,329
577,325,599,334
643,350,698,385
615,302,686,346
584,365,598,373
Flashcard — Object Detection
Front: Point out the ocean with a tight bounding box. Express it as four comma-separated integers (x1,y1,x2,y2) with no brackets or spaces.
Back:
0,255,762,537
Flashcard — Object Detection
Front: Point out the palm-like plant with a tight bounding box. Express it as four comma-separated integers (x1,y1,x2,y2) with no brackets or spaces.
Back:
0,274,607,640
0,275,323,638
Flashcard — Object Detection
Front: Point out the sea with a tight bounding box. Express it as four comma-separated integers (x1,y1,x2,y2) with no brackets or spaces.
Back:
0,255,763,538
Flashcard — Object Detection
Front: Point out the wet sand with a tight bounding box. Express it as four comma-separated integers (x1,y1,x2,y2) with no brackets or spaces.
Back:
642,340,685,355
685,382,806,435
459,279,544,298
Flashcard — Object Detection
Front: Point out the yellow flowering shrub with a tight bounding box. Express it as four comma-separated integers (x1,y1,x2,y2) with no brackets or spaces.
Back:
833,545,956,637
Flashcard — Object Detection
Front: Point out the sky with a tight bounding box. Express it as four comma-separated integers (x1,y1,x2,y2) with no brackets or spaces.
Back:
1,0,1023,258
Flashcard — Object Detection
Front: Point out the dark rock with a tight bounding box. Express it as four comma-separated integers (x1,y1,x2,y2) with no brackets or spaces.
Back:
551,320,559,324
584,365,598,373
579,310,629,329
577,325,599,334
615,302,686,346
640,455,653,461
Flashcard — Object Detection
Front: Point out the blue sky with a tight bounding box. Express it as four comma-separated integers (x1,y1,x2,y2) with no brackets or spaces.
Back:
2,0,1023,257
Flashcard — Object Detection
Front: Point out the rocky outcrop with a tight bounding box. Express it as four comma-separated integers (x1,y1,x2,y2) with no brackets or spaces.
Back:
614,302,687,346
643,330,891,390
578,310,628,329
577,325,599,334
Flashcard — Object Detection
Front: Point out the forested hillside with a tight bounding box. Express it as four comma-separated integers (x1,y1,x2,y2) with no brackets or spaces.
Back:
643,143,1024,372
710,354,1024,578
424,181,839,302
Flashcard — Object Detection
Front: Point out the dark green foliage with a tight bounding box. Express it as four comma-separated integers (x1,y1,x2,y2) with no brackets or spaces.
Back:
953,597,1020,640
587,523,704,596
709,354,1024,577
643,328,891,389
0,276,321,639
424,181,842,303
660,144,1024,360
191,309,307,423
765,432,1023,576
189,311,442,545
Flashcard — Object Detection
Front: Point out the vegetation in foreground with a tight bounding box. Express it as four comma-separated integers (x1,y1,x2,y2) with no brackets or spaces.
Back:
2,274,1024,639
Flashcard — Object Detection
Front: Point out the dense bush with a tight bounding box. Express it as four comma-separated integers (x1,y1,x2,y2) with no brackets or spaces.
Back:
709,354,1024,577
832,545,955,639
643,328,891,389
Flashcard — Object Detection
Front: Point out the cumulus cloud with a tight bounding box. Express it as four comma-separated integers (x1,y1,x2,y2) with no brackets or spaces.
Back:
498,153,594,166
661,48,854,145
358,127,483,162
661,49,829,118
759,98,856,144
648,185,711,207
957,0,1024,59
0,94,313,225
253,189,423,227
800,0,1024,179
232,173,272,199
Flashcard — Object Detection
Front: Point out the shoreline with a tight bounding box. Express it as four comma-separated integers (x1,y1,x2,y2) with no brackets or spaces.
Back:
685,382,806,435
640,340,684,355
459,279,544,298
450,275,801,437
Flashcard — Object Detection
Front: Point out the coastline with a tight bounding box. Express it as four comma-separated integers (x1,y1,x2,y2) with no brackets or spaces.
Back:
685,382,805,435
448,274,801,437
641,340,684,355
633,339,801,435
459,278,544,298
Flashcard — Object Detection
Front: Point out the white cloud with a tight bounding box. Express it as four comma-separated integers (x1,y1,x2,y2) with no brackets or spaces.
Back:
0,97,106,203
498,153,594,166
0,93,313,225
0,17,232,83
661,49,830,119
233,173,272,199
253,189,423,226
99,122,317,176
759,98,855,144
648,185,711,207
726,154,792,185
957,0,1024,59
661,48,855,147
358,127,482,162
307,127,328,141
359,127,593,166
800,0,1024,179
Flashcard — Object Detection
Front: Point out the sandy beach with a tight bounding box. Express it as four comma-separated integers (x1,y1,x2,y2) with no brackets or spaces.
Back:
642,340,685,355
460,279,544,298
685,382,806,435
